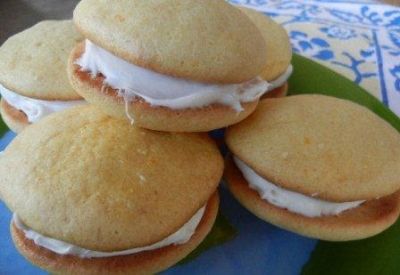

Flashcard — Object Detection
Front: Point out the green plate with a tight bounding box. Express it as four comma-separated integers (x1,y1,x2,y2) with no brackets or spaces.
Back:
288,54,400,275
0,113,8,137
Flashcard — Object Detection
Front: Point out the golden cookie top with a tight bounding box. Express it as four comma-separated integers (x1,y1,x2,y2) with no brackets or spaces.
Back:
0,20,83,100
226,95,400,202
239,7,292,81
73,0,267,84
0,106,223,251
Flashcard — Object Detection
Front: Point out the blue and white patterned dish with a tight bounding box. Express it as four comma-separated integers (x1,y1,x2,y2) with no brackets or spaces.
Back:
232,0,400,115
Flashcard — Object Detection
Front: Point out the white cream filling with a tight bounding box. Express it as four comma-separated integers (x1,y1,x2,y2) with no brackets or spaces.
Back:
0,84,86,123
233,157,365,218
13,206,205,258
76,40,291,112
268,65,293,91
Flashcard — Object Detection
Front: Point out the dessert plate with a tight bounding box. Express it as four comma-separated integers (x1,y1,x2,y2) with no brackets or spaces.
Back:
0,54,399,275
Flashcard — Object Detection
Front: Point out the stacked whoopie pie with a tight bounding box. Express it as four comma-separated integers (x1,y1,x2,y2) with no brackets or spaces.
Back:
0,20,86,133
0,106,222,274
67,0,292,132
225,95,400,241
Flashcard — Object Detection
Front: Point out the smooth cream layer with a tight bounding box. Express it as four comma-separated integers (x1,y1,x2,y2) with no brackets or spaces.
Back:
233,157,365,217
0,84,85,123
13,206,205,258
268,65,292,90
76,40,276,112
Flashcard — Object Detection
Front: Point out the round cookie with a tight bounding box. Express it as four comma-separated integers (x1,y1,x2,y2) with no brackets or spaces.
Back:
226,95,400,202
0,20,82,100
0,105,223,250
68,43,259,132
0,20,85,132
225,95,400,240
69,0,269,132
0,105,222,273
238,7,292,82
73,0,266,84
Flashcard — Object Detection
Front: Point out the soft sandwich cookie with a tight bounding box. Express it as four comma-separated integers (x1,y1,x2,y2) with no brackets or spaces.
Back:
238,7,292,99
0,106,222,274
0,20,85,133
225,95,400,241
68,0,276,132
